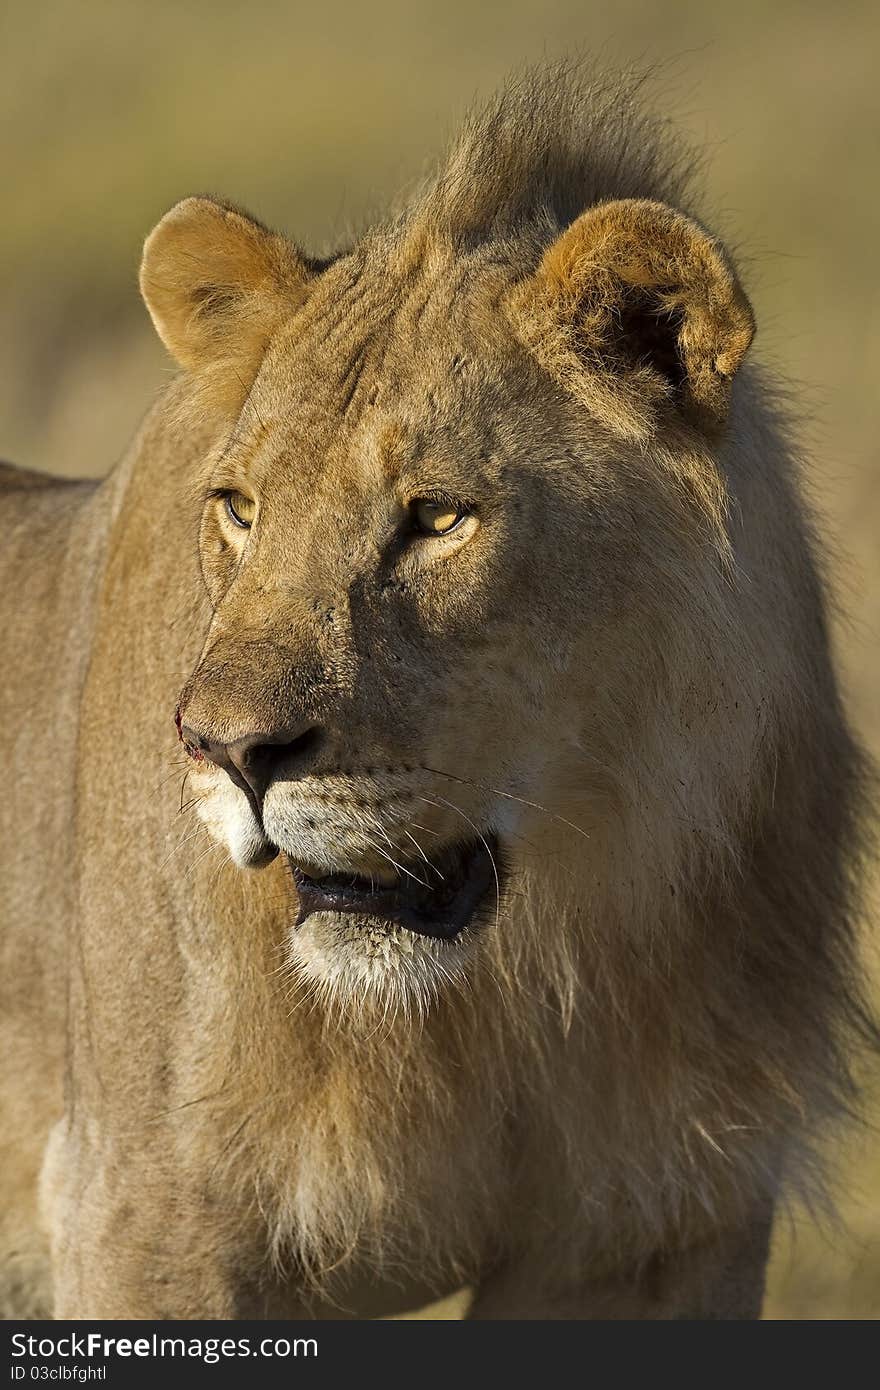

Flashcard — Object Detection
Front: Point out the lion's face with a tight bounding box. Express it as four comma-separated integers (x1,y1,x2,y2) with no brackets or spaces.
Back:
177,250,604,1009
142,197,753,1013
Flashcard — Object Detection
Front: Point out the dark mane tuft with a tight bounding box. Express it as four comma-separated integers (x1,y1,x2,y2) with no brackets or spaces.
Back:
409,61,701,244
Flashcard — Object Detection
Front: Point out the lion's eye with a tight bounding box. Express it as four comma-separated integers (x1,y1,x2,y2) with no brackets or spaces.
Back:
224,491,256,529
411,498,465,536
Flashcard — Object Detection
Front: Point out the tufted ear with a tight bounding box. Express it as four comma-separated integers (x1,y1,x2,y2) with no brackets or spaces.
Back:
140,196,310,407
507,198,755,439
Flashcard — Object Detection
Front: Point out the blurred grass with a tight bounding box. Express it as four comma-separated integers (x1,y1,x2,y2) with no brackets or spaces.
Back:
2,0,877,1319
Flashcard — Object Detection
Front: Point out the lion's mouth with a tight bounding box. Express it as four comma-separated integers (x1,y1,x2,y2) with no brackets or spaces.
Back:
289,835,500,942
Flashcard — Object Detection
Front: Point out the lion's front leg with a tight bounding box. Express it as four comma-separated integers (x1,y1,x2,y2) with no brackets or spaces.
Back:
40,1118,280,1320
468,1210,774,1320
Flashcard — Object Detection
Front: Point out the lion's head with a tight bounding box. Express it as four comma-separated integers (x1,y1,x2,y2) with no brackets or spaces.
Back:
140,79,765,1023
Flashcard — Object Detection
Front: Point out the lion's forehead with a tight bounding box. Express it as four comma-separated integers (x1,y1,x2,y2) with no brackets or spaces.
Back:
248,244,522,459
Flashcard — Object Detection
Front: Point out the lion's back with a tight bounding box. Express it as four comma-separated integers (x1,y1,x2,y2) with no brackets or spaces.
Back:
0,462,104,1316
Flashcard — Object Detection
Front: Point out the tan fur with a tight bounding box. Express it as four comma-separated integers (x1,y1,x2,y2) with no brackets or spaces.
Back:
0,64,873,1319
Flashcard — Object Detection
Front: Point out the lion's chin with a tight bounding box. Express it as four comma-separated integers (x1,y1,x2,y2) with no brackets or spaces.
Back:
285,910,480,1021
284,838,499,1018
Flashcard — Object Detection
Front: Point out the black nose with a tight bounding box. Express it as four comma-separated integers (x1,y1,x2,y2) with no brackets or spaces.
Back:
179,721,323,811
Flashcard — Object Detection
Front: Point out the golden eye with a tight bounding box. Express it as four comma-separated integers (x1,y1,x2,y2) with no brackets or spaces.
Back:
411,497,465,536
224,491,256,529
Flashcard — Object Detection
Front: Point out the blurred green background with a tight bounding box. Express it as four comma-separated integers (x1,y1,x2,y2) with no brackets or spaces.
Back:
2,0,877,1319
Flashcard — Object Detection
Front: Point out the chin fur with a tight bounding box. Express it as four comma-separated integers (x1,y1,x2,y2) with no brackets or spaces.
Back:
285,911,477,1025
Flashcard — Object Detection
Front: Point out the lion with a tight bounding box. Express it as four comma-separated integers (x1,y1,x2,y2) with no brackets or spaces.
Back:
0,64,873,1320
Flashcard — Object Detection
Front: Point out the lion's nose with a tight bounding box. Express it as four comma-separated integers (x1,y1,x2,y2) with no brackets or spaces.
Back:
179,720,323,810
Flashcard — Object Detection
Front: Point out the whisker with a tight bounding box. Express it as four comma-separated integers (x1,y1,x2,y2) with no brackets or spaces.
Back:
146,762,191,800
178,767,192,813
406,820,444,839
158,824,210,871
206,846,234,894
418,793,501,939
181,838,225,882
420,763,592,843
362,836,433,891
397,822,445,881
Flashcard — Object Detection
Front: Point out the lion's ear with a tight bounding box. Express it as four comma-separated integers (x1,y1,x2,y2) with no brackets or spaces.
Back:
507,198,755,439
140,196,309,397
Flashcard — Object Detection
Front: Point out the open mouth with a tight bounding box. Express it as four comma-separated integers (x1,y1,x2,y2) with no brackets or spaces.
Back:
290,835,500,942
